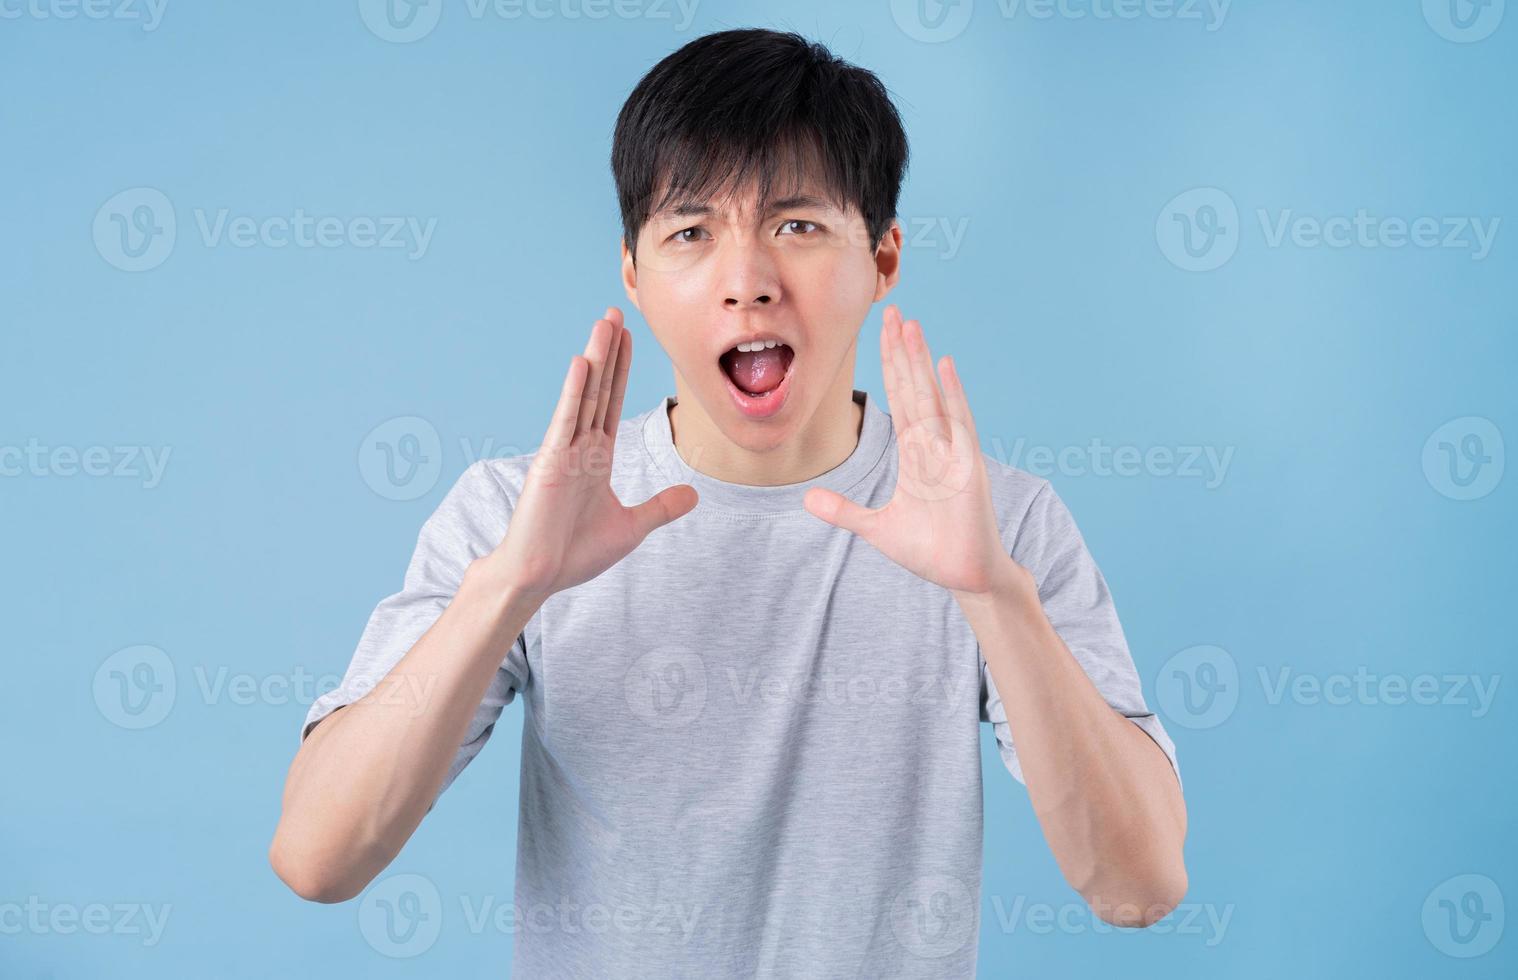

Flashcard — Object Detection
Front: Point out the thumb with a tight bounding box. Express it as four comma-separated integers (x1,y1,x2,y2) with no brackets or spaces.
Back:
628,484,699,539
803,487,879,540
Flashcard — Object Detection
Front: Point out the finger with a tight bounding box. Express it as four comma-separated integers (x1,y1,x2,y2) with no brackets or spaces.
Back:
802,487,882,542
879,306,910,428
628,483,699,538
605,305,624,328
577,319,613,437
548,355,590,450
603,325,632,437
902,318,948,438
591,322,622,432
938,354,980,448
884,305,917,428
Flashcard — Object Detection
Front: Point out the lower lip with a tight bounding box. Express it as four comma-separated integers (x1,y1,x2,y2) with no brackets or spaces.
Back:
722,358,795,420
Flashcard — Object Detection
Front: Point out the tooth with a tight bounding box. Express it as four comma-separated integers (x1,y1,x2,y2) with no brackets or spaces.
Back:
763,340,777,349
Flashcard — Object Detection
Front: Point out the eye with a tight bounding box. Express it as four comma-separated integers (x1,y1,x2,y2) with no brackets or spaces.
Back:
779,219,819,236
670,226,710,244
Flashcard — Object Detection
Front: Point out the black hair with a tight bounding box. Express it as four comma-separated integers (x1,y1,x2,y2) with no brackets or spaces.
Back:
611,28,909,262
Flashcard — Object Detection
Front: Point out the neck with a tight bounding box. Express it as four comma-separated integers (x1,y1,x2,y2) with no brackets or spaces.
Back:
668,377,866,487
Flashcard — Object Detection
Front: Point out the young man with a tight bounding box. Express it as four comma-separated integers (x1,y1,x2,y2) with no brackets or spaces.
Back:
271,28,1187,978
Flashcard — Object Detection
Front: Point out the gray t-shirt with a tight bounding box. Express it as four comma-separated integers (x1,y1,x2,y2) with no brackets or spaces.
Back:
303,388,1179,978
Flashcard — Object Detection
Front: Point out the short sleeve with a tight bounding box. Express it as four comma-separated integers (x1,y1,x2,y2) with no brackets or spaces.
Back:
301,459,531,810
980,481,1181,790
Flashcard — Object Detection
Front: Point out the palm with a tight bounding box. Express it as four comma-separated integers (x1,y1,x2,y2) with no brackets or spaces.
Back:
492,308,697,600
804,306,1006,595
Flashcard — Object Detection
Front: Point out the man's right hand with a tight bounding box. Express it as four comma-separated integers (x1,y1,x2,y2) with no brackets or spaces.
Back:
479,306,698,602
269,306,697,904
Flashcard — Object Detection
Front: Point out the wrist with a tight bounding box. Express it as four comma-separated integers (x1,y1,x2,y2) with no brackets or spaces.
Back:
459,556,547,626
951,557,1039,617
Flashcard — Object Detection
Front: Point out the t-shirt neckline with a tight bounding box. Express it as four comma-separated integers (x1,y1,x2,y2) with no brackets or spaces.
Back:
639,389,893,517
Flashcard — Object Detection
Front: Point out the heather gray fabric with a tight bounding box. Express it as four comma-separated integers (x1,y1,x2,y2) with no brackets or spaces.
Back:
303,388,1180,978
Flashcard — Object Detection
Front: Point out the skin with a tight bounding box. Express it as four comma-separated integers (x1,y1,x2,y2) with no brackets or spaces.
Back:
270,174,1188,926
806,306,1189,926
621,180,900,486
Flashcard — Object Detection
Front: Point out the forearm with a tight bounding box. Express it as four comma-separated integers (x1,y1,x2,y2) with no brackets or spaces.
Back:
270,559,539,903
953,560,1187,925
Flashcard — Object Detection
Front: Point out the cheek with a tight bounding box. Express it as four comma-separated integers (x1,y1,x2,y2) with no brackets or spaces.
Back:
636,251,712,313
789,246,879,319
635,270,711,362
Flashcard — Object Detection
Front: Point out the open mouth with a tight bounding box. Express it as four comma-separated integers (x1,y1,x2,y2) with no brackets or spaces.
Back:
718,340,796,418
719,341,795,397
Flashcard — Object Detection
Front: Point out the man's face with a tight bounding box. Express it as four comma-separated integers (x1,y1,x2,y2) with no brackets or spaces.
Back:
621,175,900,451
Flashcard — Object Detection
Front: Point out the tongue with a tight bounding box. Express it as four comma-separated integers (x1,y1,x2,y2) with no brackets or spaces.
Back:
725,347,787,395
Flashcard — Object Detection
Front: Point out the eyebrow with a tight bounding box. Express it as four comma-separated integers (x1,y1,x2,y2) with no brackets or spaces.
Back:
653,194,839,221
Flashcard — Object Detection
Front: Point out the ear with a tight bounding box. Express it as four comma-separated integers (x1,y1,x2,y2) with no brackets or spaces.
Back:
620,237,640,311
871,220,903,302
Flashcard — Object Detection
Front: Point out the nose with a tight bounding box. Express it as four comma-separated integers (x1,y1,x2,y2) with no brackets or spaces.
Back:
718,238,781,310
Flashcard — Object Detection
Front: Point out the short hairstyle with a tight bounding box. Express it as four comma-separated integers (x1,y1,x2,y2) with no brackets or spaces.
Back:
611,28,909,262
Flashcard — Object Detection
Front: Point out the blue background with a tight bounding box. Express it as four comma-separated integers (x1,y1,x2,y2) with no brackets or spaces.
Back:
3,0,1513,976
